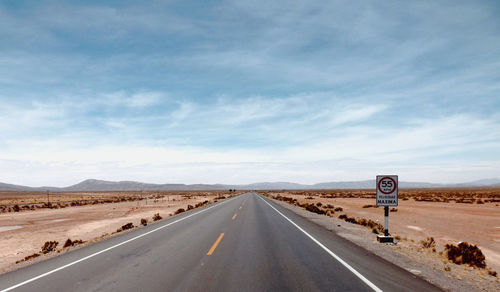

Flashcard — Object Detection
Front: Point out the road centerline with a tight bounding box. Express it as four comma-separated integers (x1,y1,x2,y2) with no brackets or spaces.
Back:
207,233,225,255
258,195,383,292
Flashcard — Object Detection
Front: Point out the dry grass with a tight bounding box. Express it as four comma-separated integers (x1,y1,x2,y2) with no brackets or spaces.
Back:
63,239,84,248
116,222,134,233
0,190,244,214
444,242,486,268
259,187,500,204
41,241,58,254
421,237,436,249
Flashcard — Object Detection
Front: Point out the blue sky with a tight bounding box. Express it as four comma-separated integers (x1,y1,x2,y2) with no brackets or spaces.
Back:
1,0,499,186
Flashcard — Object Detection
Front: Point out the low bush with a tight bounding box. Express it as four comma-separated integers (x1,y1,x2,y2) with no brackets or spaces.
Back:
444,242,486,268
174,208,185,215
16,253,40,264
303,203,325,214
334,207,343,212
117,222,134,232
195,200,209,208
153,213,162,221
390,208,398,212
187,205,194,210
63,239,84,248
41,241,59,254
141,218,148,226
421,237,436,249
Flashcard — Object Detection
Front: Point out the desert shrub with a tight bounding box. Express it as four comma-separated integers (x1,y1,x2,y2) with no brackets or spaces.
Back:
306,196,314,200
362,204,373,208
41,241,59,254
390,208,398,212
372,228,379,234
334,207,343,212
326,204,334,209
444,242,486,268
63,239,72,248
444,266,451,272
338,214,347,220
141,218,148,226
195,200,209,208
344,216,357,224
316,202,322,207
153,213,163,221
487,269,497,277
13,204,20,212
117,222,134,233
16,253,40,263
357,218,381,229
174,208,185,215
187,205,194,210
63,239,84,248
303,203,325,214
421,237,436,249
476,199,484,204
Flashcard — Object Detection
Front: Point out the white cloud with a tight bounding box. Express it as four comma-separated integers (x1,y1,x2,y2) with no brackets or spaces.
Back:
101,91,164,108
330,104,387,125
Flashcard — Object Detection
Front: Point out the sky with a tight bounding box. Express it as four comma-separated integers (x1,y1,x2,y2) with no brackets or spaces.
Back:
1,0,500,187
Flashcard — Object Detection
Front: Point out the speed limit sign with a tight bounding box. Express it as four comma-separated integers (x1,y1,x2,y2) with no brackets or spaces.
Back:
376,175,398,206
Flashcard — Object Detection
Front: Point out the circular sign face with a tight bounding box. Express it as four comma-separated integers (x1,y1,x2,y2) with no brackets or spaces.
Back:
378,177,397,194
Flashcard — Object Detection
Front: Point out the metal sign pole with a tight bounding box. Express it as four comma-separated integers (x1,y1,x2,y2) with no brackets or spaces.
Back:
384,206,389,236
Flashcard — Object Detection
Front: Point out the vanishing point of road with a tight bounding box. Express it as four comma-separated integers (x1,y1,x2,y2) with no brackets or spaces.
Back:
0,193,440,291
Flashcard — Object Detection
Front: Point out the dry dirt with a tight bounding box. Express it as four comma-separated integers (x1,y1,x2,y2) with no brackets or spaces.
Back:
0,191,235,273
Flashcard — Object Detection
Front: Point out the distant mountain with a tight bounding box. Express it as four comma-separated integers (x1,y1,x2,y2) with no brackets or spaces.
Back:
453,178,500,187
0,178,499,192
0,182,38,191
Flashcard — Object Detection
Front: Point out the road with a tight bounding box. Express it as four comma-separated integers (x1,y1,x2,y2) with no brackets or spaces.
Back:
0,193,440,291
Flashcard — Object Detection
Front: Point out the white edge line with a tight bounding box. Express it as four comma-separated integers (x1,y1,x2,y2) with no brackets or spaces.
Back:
1,196,240,292
258,195,383,292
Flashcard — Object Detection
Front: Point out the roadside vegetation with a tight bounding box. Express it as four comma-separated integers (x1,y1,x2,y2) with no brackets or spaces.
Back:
264,192,497,278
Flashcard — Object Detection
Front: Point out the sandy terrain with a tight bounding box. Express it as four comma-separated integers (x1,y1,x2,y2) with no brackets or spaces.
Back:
263,188,500,281
0,191,235,273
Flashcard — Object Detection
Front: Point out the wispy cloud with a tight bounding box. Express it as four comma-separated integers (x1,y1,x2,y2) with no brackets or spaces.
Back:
0,1,499,186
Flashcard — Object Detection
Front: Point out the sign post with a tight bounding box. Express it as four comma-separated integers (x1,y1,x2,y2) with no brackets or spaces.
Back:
376,175,398,243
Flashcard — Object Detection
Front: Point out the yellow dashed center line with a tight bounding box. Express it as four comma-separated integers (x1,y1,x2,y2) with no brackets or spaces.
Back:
207,233,224,255
232,213,237,220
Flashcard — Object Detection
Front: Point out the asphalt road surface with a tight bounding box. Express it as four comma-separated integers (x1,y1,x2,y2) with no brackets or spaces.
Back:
0,193,441,292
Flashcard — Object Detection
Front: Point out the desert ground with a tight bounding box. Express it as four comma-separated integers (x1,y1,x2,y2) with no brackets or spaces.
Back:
0,191,237,273
262,188,500,275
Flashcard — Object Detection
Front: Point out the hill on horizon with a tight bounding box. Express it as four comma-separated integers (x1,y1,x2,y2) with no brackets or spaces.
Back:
0,178,499,192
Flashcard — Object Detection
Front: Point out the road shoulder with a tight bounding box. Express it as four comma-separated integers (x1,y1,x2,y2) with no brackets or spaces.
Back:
264,196,486,292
